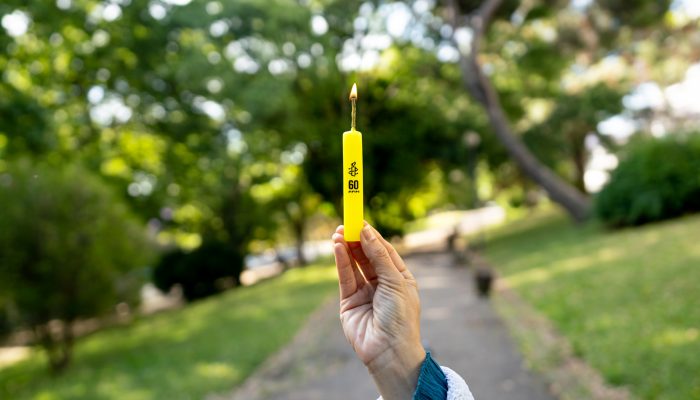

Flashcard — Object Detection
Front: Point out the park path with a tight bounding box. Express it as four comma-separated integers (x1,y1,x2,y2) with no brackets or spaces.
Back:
215,248,556,400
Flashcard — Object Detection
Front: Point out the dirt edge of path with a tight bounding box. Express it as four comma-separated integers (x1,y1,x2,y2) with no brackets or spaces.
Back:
483,257,634,400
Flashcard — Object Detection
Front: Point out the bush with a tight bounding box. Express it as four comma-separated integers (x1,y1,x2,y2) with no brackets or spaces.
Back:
0,160,153,371
595,133,700,227
153,242,244,302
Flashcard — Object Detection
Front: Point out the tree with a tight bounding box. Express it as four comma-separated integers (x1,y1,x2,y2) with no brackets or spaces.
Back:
0,161,153,372
444,0,592,221
440,0,695,220
0,0,317,259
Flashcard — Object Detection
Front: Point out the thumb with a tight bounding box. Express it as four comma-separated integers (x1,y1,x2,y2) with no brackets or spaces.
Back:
360,224,402,282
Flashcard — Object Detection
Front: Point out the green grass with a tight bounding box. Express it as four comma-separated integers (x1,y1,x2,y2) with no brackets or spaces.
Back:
0,264,338,400
484,212,700,400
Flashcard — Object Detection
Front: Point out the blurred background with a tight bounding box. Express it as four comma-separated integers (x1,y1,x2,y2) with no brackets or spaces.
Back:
0,0,699,399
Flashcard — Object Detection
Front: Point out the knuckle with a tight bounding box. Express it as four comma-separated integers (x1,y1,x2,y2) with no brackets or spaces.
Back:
371,245,389,260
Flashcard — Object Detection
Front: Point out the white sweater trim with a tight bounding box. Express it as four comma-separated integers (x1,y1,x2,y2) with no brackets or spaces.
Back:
441,366,475,400
376,366,474,400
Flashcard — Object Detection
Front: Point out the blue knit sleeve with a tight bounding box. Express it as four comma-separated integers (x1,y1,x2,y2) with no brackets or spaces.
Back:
412,352,448,400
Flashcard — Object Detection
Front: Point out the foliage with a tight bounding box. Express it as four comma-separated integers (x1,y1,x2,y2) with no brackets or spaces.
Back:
153,242,244,302
597,0,673,28
0,0,332,253
524,84,624,192
440,0,700,220
2,0,694,240
485,211,700,400
300,46,482,235
0,264,337,400
0,0,494,245
0,160,153,371
595,133,700,227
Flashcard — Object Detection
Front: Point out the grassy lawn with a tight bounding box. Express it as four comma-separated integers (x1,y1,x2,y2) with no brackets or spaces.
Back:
0,264,338,400
484,212,700,400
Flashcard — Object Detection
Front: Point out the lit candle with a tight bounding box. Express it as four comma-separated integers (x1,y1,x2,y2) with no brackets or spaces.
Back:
343,83,363,242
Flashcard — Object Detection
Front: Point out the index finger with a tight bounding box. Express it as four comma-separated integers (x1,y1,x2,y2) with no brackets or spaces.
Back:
369,225,409,273
359,224,403,282
337,225,379,286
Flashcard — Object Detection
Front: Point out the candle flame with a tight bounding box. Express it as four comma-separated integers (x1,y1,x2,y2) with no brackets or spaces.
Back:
349,83,357,130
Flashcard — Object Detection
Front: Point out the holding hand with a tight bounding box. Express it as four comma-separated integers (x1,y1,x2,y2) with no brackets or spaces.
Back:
332,223,425,400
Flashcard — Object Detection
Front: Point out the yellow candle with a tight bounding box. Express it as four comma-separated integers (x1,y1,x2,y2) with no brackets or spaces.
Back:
343,83,363,242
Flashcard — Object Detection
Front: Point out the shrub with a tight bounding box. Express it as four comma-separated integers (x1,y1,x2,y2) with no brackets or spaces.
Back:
153,242,244,302
0,160,153,371
595,133,700,227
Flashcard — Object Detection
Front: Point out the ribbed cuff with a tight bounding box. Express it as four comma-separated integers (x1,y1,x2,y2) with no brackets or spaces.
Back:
412,352,448,400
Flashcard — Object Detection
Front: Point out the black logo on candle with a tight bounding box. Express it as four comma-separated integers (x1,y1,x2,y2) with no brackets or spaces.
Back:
348,161,359,177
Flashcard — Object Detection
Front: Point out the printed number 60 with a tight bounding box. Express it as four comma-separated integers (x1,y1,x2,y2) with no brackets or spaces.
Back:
348,180,359,190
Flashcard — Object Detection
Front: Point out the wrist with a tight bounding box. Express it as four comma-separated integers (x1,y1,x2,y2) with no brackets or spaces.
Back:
366,341,425,400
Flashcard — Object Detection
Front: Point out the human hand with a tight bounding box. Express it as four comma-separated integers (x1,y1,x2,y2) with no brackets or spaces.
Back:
332,223,425,400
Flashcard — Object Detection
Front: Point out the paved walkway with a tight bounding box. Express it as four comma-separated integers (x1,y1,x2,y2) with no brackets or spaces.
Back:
216,251,555,400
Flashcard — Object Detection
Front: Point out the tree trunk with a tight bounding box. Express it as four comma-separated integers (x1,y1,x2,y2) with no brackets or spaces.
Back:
293,219,307,266
571,136,588,194
36,321,74,373
468,62,591,220
446,0,591,221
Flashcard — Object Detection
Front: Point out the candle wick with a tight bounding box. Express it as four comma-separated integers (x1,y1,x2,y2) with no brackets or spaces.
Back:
351,98,356,131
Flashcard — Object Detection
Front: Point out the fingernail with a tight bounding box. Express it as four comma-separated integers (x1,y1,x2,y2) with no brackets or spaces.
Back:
361,225,375,241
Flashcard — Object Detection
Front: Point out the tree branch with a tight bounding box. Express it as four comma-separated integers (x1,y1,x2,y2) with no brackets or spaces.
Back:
444,0,591,220
470,0,502,53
